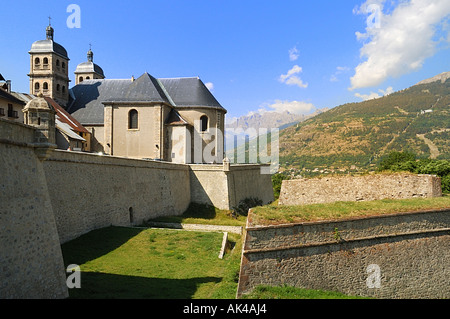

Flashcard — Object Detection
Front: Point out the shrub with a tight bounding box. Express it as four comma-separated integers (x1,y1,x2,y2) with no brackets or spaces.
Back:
272,172,291,200
233,197,263,217
378,151,416,171
379,151,450,193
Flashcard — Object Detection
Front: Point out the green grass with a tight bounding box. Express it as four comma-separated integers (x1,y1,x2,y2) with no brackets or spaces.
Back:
241,285,370,299
251,194,450,226
143,202,247,227
61,226,243,299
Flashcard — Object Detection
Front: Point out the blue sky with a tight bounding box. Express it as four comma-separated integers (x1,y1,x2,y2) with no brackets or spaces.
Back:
1,0,449,121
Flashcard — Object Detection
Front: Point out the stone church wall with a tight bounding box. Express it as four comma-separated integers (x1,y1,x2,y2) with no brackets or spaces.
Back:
237,209,450,299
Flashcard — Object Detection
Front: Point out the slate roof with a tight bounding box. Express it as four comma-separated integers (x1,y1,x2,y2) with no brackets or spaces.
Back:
29,40,69,59
75,61,105,77
159,77,224,110
67,73,226,126
0,89,26,105
165,109,190,126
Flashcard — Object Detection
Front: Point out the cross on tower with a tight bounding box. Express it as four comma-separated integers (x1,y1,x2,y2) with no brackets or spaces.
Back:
48,16,52,26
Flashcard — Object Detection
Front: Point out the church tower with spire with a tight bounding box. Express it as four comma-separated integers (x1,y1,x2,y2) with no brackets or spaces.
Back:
28,20,70,107
74,46,105,85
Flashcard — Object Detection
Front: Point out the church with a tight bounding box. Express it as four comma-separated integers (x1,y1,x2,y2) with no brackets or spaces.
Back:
26,23,226,164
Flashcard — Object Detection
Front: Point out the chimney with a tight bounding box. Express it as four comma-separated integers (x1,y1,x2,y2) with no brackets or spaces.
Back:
6,80,11,93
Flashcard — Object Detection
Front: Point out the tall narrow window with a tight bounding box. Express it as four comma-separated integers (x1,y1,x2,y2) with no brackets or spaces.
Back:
79,76,84,83
43,82,49,91
34,57,40,66
43,57,49,65
129,109,138,129
34,82,40,93
200,115,208,132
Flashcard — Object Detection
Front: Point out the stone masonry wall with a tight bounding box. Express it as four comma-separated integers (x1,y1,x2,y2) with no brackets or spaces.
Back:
44,150,191,244
0,118,276,298
237,209,450,299
189,164,274,210
0,119,68,299
279,173,442,206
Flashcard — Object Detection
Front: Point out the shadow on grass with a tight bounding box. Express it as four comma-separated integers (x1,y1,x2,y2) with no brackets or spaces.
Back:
144,203,219,224
61,226,144,266
68,272,222,299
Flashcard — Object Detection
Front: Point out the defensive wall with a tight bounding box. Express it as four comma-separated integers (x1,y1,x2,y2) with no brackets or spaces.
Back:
237,173,449,299
279,173,442,206
190,163,274,211
0,118,68,299
0,118,273,298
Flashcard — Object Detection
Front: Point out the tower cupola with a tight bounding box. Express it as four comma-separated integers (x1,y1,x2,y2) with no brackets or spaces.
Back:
74,46,105,85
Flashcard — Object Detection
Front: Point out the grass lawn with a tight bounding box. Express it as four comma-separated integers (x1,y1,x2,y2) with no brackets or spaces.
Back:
250,194,450,226
61,226,242,299
241,286,370,299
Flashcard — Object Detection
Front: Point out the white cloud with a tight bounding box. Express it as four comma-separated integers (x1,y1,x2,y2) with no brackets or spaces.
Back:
279,65,308,88
354,86,394,101
204,82,214,92
350,0,450,90
259,100,315,115
289,46,299,61
330,66,350,82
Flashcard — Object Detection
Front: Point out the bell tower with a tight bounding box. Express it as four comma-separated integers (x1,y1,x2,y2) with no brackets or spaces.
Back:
74,45,105,85
28,20,70,107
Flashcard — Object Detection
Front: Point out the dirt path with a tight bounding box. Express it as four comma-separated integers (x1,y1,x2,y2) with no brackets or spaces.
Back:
417,134,440,159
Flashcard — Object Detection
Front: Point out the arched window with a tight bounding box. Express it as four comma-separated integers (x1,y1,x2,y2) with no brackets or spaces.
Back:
34,57,40,66
79,76,84,83
56,84,60,92
86,76,90,80
129,109,138,129
34,82,40,92
62,86,66,93
43,82,48,91
43,57,49,65
56,59,60,67
200,115,208,132
62,62,66,69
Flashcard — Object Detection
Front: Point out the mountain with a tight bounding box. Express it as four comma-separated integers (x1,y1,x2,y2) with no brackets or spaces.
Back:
226,109,326,132
225,109,327,158
278,72,450,174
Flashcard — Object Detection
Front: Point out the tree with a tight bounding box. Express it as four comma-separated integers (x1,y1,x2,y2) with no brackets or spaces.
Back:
378,151,416,171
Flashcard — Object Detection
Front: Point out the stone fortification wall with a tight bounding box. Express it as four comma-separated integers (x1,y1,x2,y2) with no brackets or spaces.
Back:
237,209,450,299
189,164,274,210
1,118,274,298
279,173,442,206
0,119,68,299
44,150,191,244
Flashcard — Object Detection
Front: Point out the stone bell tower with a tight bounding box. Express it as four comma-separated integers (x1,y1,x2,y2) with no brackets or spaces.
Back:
28,21,70,107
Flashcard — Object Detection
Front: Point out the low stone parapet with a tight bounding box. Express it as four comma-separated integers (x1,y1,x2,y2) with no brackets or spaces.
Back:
279,173,442,206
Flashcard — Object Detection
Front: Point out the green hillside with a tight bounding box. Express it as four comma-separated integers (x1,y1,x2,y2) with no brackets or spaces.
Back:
279,73,450,173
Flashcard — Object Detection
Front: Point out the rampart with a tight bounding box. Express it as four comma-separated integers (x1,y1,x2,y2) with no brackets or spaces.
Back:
237,209,450,299
0,118,68,299
189,163,274,210
44,150,191,244
0,118,274,298
279,174,442,206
